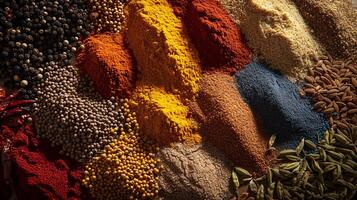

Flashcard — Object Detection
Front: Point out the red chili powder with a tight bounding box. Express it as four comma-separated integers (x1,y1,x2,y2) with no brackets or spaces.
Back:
0,119,89,200
168,0,252,74
76,33,136,98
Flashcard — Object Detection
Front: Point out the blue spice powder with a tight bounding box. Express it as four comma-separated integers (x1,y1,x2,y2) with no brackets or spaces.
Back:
235,61,329,149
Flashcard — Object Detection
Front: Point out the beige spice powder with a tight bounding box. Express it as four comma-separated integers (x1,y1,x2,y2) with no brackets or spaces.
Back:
220,0,324,80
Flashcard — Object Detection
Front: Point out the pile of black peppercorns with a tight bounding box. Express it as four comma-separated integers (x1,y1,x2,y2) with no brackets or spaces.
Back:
0,0,93,98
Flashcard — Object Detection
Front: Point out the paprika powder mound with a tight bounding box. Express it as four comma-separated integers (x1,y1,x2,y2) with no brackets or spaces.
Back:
0,119,89,200
169,0,252,74
76,33,136,99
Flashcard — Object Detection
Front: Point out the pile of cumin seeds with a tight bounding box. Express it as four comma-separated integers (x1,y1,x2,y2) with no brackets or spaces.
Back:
302,55,357,133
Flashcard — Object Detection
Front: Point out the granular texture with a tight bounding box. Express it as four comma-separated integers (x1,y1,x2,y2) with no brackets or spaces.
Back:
235,62,329,148
292,0,357,59
169,0,252,73
33,65,131,162
1,121,86,200
218,0,245,25
88,0,126,33
77,33,136,98
131,86,201,145
158,142,235,200
302,56,357,133
127,0,201,98
197,72,271,175
83,130,161,200
225,0,323,79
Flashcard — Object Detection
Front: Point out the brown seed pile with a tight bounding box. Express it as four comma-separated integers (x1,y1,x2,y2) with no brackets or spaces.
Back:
302,55,357,132
232,129,357,200
292,0,357,59
82,129,161,199
89,0,126,33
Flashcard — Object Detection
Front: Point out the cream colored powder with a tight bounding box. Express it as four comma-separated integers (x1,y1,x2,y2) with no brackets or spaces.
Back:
220,0,324,79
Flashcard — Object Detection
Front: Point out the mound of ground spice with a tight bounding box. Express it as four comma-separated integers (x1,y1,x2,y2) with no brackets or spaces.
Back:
292,0,357,59
224,0,323,79
235,62,329,148
197,72,272,175
158,142,235,200
168,0,252,73
1,120,86,200
126,0,201,98
131,86,201,145
76,33,136,98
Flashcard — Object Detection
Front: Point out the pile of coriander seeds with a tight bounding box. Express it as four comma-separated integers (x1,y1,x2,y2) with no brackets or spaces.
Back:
32,63,131,162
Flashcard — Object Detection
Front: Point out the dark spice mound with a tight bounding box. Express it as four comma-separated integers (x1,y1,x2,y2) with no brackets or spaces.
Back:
235,62,330,148
0,0,93,92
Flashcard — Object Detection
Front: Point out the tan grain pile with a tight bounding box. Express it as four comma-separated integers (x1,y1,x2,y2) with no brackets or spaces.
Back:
158,142,235,200
219,0,323,79
292,0,357,59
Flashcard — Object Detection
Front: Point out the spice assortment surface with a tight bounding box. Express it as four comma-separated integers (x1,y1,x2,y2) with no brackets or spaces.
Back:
1,0,356,199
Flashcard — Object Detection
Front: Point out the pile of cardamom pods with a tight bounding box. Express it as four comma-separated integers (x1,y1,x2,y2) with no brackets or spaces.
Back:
302,55,357,132
232,128,357,200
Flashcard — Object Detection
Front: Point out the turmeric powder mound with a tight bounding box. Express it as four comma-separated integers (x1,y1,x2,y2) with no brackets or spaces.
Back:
131,86,201,145
126,0,201,98
76,33,136,98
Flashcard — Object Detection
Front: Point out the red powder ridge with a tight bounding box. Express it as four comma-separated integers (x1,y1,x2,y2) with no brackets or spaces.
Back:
169,0,252,73
0,119,88,200
76,33,136,99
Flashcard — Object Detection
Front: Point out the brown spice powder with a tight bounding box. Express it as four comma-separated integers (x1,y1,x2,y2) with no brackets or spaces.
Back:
292,0,357,59
196,72,273,175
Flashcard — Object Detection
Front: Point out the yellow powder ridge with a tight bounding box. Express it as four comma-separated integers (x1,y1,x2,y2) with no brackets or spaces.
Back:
131,86,201,145
127,0,201,98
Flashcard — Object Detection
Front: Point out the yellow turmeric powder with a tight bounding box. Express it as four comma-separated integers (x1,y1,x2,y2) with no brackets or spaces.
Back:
131,86,201,145
127,0,201,99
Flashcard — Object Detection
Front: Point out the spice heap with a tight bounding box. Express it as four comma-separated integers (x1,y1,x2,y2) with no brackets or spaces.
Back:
197,72,271,174
169,0,252,73
302,56,357,132
126,0,201,145
127,0,201,98
77,33,136,98
0,0,92,92
158,142,234,199
235,62,329,148
1,114,86,199
131,86,200,145
231,129,357,200
83,124,161,199
32,64,127,162
88,0,126,33
222,0,323,79
292,0,357,59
